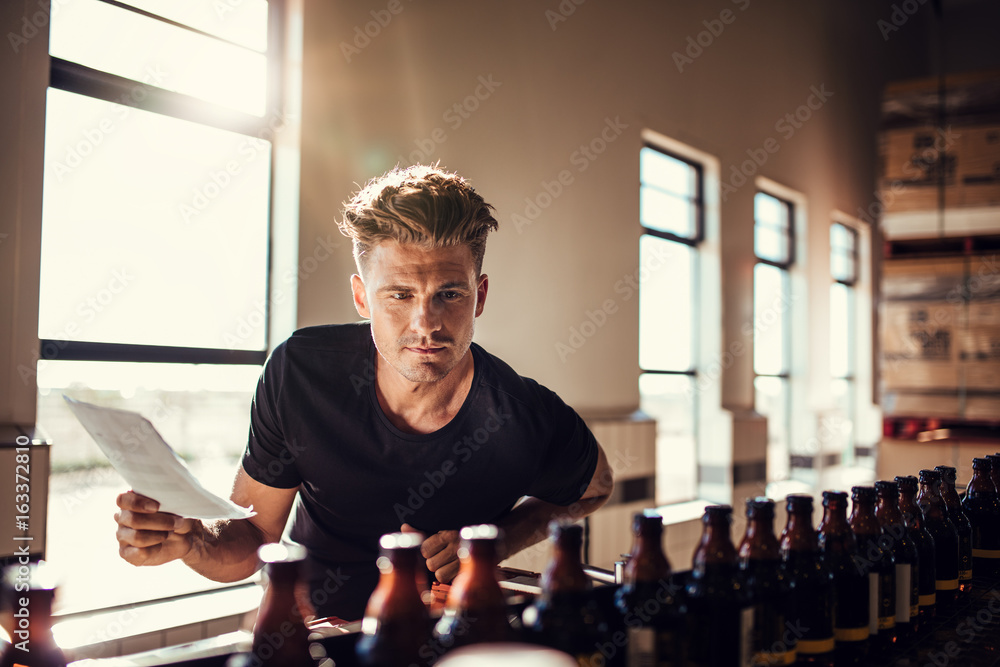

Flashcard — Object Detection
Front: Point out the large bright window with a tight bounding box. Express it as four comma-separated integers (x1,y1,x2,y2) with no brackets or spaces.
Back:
37,0,280,614
752,191,794,482
638,145,702,504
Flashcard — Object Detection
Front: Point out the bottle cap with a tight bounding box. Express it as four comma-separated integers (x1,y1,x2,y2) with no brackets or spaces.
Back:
380,531,425,550
746,497,775,517
2,560,59,592
703,505,733,522
785,494,814,512
460,524,500,541
258,542,307,563
633,512,664,534
919,469,942,483
934,465,957,482
973,457,992,470
548,520,583,543
851,486,876,502
822,490,847,505
895,475,918,492
874,480,898,495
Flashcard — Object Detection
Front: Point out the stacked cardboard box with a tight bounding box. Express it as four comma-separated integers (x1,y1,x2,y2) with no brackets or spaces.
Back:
881,255,1000,420
878,71,1000,214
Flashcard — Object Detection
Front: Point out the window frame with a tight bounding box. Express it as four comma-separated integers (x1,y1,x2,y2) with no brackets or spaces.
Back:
39,0,286,368
637,142,705,505
831,221,860,288
830,221,860,465
753,189,795,481
638,144,704,380
753,190,796,271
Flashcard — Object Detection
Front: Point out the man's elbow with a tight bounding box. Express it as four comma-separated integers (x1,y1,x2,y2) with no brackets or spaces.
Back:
582,445,614,508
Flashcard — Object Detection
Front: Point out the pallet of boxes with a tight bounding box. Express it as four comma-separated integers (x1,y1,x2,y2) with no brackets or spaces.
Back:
877,70,1000,480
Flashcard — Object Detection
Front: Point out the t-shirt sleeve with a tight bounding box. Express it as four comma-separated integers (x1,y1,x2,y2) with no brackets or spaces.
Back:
241,343,302,489
525,387,599,506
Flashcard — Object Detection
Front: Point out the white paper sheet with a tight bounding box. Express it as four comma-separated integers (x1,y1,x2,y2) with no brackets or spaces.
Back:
64,396,255,520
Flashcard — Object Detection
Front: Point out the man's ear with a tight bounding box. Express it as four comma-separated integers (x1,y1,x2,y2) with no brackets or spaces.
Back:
351,274,371,319
475,274,488,317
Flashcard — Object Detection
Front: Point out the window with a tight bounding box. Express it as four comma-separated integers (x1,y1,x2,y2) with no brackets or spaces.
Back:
752,191,794,482
830,222,858,463
36,0,283,613
638,145,702,504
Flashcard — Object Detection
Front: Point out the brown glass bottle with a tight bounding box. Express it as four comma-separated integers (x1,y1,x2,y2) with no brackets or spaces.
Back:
433,524,511,653
685,505,752,667
522,521,610,666
849,486,896,652
874,480,920,640
962,458,1000,580
615,511,683,667
988,454,1000,493
779,495,834,667
916,469,960,611
250,543,313,667
818,490,869,664
739,497,794,667
356,532,432,667
936,465,974,596
0,563,66,667
896,475,937,621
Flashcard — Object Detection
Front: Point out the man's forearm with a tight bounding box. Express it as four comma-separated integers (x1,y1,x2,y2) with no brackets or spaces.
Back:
496,493,609,562
181,518,269,582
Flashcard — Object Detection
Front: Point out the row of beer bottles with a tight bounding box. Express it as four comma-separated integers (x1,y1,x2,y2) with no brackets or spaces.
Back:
351,457,1000,666
611,458,1000,667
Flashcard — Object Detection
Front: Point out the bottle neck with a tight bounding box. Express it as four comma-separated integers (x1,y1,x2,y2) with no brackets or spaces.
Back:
875,495,905,528
967,466,998,497
465,541,498,569
818,504,854,554
940,479,962,510
23,589,57,645
544,540,588,594
899,490,923,528
849,499,880,535
740,517,780,562
626,532,671,584
371,548,424,618
693,521,737,574
917,481,947,519
781,511,818,555
257,559,303,629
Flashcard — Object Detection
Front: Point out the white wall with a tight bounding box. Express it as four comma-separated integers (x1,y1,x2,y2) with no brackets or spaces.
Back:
295,0,927,417
0,0,49,426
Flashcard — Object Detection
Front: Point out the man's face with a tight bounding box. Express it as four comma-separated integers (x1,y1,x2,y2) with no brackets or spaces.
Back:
351,241,488,384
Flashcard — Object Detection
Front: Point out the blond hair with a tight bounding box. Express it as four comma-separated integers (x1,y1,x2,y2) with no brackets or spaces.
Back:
338,164,498,276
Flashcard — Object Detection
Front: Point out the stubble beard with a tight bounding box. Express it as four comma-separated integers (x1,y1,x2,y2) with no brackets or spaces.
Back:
380,327,475,384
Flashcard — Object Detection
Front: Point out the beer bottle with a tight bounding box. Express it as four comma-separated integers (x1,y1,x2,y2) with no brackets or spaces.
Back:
896,475,936,621
779,495,834,667
874,480,920,639
817,490,869,664
848,486,895,652
522,521,610,667
685,505,752,667
0,562,66,667
615,511,683,667
936,465,974,596
962,457,1000,580
739,497,795,667
916,469,960,611
434,524,511,652
356,532,432,667
987,453,1000,493
250,543,313,667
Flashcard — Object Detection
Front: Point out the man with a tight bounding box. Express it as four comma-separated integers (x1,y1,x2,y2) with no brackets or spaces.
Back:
115,164,614,621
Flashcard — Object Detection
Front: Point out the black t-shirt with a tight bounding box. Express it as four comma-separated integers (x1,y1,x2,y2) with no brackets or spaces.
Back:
241,322,599,620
